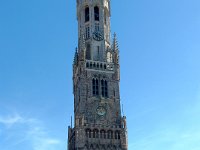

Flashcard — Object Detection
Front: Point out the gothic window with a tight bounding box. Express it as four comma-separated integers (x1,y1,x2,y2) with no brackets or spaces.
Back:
85,26,90,39
100,130,106,139
94,6,99,21
93,63,96,68
97,46,100,60
115,131,120,139
86,44,91,60
104,64,107,69
93,78,99,96
86,62,89,68
108,130,113,139
100,63,103,68
85,7,89,22
86,129,92,138
93,129,99,138
101,80,108,97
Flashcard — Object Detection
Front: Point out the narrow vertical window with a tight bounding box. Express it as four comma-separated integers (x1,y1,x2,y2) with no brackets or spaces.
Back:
101,80,108,98
100,130,103,138
93,79,99,96
115,131,120,139
94,6,99,21
93,129,99,138
100,130,106,139
104,9,107,24
97,46,100,60
85,7,89,22
96,79,99,95
108,130,113,139
86,44,91,60
93,79,95,95
89,130,91,138
85,26,90,39
105,81,108,97
86,129,92,138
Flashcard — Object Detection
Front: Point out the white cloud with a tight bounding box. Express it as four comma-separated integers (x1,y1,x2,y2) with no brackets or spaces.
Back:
0,113,23,127
0,113,62,150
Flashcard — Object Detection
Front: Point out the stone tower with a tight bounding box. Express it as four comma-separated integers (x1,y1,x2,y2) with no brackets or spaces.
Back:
68,0,128,149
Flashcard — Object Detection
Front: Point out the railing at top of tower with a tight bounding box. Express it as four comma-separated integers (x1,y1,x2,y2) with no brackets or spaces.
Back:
85,60,114,72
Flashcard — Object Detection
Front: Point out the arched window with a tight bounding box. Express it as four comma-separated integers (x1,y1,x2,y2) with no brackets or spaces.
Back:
85,7,89,22
100,130,106,139
94,6,99,21
93,63,96,68
108,130,113,139
115,131,120,139
101,80,108,97
93,129,99,138
104,64,107,69
100,63,103,68
86,62,89,68
86,129,92,138
93,78,99,96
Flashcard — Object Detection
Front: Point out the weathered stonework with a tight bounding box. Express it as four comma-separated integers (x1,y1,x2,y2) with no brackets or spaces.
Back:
68,0,128,149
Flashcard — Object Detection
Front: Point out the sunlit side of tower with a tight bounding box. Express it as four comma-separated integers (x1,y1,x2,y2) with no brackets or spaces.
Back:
68,0,128,149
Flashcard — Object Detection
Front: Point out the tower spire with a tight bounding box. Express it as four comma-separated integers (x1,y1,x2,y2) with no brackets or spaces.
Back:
73,47,78,64
112,32,119,52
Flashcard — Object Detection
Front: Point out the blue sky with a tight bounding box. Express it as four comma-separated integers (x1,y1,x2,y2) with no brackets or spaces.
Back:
0,0,200,150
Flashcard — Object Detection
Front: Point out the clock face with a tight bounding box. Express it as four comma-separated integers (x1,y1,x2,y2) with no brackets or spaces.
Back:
96,106,106,116
93,30,104,41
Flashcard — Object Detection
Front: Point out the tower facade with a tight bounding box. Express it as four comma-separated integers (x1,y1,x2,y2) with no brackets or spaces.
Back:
68,0,128,149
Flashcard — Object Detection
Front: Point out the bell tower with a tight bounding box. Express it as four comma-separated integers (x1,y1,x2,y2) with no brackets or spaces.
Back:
68,0,128,149
76,0,111,62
